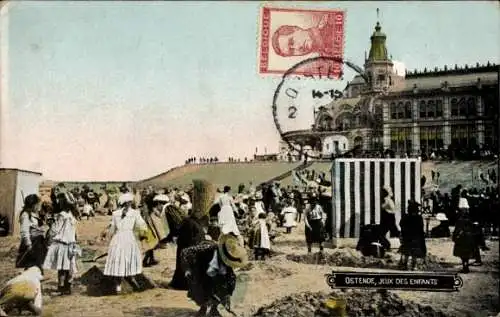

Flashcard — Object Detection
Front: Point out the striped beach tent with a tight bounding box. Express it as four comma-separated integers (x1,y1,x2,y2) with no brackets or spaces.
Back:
330,158,422,239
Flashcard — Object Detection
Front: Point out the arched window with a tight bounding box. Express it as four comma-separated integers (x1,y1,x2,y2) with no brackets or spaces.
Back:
335,113,353,131
458,97,467,116
404,101,412,119
419,100,426,118
317,115,333,131
390,102,397,119
451,98,459,116
436,99,443,117
397,102,404,119
427,100,435,118
467,97,476,116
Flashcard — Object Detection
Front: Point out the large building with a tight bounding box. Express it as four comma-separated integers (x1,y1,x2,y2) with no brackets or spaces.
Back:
282,20,499,158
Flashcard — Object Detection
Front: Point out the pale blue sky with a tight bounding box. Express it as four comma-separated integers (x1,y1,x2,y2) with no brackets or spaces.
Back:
2,1,499,181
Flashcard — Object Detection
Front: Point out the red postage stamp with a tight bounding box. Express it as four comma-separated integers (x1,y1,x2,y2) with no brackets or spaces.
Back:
258,6,345,78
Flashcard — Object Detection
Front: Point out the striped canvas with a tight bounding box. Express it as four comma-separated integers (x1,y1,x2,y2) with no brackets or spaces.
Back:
330,158,422,238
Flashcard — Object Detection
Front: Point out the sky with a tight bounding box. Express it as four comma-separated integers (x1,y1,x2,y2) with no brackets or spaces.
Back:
1,1,499,181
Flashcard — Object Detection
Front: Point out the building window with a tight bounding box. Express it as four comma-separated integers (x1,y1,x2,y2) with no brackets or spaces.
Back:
390,102,397,119
397,102,405,119
419,100,426,118
451,96,477,117
467,97,476,116
390,127,412,155
404,101,412,119
484,125,498,149
436,100,443,117
420,126,444,155
451,98,458,116
483,93,498,117
418,99,443,119
427,100,435,117
451,124,477,148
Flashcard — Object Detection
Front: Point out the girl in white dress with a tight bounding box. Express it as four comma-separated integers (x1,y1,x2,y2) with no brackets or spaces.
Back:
281,200,298,234
103,193,148,293
43,192,80,295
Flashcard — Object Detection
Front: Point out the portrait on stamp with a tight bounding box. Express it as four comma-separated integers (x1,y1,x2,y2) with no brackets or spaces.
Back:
259,7,345,77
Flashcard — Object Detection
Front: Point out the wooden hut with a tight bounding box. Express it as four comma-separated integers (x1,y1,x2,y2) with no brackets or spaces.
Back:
0,168,42,236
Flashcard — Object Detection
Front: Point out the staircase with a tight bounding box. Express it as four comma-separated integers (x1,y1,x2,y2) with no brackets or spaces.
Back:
261,161,315,186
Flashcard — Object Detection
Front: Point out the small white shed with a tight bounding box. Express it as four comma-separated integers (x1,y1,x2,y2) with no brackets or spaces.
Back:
322,135,349,156
0,168,43,236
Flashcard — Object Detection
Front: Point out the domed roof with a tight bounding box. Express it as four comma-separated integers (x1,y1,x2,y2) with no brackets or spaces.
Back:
368,22,389,61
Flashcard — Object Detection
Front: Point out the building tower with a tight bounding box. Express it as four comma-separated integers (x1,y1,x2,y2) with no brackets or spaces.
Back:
364,18,394,94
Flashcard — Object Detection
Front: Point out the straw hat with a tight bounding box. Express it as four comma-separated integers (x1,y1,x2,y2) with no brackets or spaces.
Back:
192,179,217,218
218,234,248,269
435,213,448,221
153,194,170,203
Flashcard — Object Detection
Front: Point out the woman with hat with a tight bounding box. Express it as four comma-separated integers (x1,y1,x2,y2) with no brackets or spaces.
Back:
304,194,326,253
102,193,148,293
141,194,170,267
181,233,248,316
168,179,212,290
430,213,451,238
43,192,80,294
16,194,47,274
399,200,426,270
452,190,476,273
178,192,192,215
0,267,44,316
380,185,400,240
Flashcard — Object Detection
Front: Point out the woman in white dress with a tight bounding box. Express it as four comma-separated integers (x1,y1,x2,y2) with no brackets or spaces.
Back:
43,192,80,295
281,199,298,234
215,186,241,237
103,193,148,293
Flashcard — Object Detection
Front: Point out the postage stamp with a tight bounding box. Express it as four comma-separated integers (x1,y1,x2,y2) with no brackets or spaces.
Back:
258,6,345,77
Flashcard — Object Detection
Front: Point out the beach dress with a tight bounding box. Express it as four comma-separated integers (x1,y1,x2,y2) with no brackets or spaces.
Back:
281,206,298,228
249,219,271,251
216,194,240,236
43,211,79,274
104,208,148,277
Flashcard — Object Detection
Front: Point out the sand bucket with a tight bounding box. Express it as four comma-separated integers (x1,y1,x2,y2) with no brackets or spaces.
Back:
323,297,347,317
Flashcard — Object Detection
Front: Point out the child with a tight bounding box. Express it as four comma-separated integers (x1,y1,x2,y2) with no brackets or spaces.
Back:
250,213,271,260
43,192,80,295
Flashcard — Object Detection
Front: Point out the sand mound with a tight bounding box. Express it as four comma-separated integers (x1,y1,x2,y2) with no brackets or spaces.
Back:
286,249,454,271
253,290,451,317
239,261,293,281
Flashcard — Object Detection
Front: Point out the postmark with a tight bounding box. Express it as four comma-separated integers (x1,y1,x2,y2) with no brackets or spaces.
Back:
272,56,369,159
259,6,345,77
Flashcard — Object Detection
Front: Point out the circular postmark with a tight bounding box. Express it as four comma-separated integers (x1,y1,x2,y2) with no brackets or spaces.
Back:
272,56,370,159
